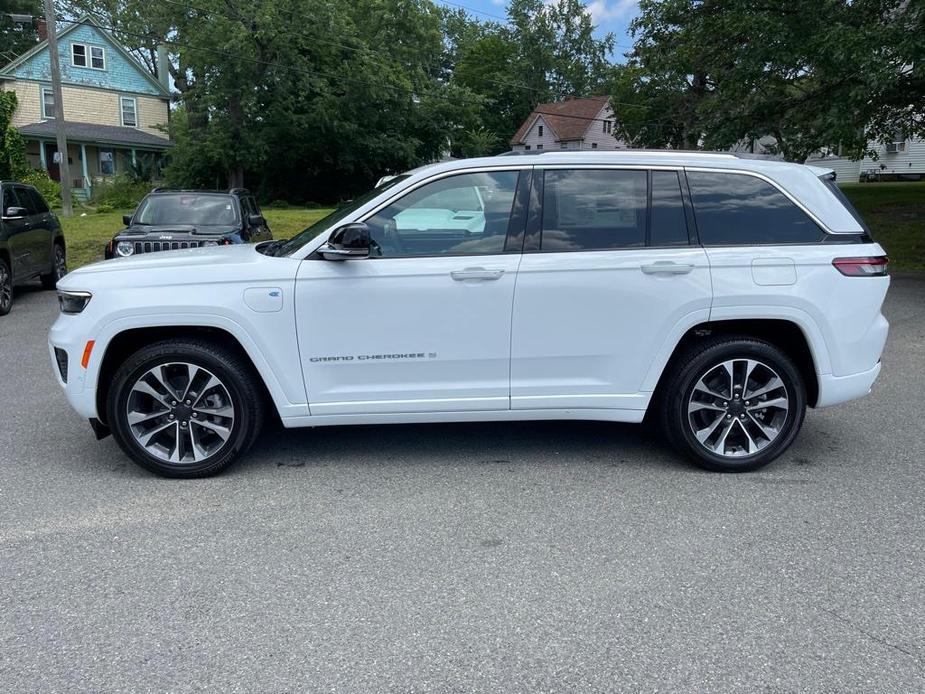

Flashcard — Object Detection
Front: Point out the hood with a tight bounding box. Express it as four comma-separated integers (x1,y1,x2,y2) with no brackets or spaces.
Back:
60,242,266,285
117,223,239,237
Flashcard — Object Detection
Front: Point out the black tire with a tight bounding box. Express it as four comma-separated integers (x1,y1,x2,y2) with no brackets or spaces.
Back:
659,336,807,472
107,339,265,478
40,242,67,290
0,257,12,316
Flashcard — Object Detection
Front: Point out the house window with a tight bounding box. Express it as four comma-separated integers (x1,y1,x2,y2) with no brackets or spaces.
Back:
71,44,87,67
560,143,568,149
90,46,106,70
538,125,544,137
41,87,55,119
536,144,543,150
120,97,138,127
99,150,114,175
603,120,613,134
591,142,598,149
525,145,531,150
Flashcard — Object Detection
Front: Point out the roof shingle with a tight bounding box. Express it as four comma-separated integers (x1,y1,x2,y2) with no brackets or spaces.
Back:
17,120,172,149
510,96,609,145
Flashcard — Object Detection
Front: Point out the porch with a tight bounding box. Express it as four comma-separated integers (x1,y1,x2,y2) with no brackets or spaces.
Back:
17,120,172,202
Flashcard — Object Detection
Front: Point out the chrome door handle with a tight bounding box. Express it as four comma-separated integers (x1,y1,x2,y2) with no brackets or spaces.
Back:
640,261,695,275
450,268,505,281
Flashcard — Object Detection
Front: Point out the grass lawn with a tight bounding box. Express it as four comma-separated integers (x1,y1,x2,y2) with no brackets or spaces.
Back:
61,207,334,269
840,182,925,272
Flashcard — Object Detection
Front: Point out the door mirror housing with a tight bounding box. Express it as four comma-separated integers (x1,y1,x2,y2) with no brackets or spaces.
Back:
320,222,370,260
3,206,29,219
122,214,133,226
248,214,266,227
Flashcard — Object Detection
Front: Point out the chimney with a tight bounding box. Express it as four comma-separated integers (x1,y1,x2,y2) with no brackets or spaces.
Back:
156,44,170,91
36,19,47,41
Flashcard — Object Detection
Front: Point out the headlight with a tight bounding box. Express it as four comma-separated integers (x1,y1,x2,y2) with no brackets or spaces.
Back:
202,240,219,247
58,290,92,314
115,241,135,256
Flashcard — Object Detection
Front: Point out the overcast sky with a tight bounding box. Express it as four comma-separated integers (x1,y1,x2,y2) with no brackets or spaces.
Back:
437,0,641,59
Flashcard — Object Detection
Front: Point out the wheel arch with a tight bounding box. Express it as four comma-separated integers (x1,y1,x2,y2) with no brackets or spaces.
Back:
95,325,278,425
650,319,821,410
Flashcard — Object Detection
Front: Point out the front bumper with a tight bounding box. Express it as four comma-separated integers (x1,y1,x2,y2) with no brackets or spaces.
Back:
48,314,100,420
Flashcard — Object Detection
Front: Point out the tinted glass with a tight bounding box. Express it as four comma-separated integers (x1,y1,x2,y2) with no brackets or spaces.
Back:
365,171,519,257
29,189,49,214
820,175,871,233
135,194,238,226
14,187,37,214
2,186,19,213
688,172,823,245
540,169,647,251
650,171,688,246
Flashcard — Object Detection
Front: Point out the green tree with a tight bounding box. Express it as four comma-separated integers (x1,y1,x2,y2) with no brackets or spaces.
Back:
621,0,925,161
0,90,28,180
0,0,41,65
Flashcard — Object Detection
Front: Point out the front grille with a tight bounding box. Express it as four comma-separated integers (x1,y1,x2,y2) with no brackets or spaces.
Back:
54,347,68,383
133,240,202,254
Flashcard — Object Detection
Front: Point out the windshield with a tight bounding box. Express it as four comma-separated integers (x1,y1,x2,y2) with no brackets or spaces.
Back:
273,176,410,256
134,194,238,226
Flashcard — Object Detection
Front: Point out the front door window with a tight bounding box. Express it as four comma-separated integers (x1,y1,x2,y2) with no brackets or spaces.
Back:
364,171,520,257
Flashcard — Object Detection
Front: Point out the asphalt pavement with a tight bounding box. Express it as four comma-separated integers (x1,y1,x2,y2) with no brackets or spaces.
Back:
1,278,923,692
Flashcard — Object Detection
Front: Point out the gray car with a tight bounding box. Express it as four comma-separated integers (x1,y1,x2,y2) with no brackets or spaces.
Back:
0,181,66,315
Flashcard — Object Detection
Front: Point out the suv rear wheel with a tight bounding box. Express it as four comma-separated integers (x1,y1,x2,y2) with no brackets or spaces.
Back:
660,337,807,472
107,339,264,478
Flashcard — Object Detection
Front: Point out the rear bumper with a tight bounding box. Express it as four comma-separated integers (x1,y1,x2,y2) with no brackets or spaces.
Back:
816,361,882,408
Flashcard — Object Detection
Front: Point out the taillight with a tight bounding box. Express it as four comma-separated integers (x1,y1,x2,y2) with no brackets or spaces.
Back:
832,256,889,277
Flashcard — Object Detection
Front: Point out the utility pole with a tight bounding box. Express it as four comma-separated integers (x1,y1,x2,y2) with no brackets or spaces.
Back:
42,0,72,216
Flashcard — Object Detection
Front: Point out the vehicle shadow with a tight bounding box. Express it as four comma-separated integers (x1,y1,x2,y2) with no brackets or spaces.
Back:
241,418,686,474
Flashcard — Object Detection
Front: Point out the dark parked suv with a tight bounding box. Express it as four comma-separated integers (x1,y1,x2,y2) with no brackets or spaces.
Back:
105,188,272,259
0,181,66,316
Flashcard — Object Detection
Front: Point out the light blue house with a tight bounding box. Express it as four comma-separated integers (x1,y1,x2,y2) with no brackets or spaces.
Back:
0,14,171,200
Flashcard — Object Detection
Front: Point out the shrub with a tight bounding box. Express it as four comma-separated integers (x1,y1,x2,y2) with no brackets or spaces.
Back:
304,201,321,209
266,199,291,209
96,203,115,213
91,175,151,209
21,169,61,207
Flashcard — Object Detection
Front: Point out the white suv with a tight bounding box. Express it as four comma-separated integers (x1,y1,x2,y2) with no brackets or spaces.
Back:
49,152,890,477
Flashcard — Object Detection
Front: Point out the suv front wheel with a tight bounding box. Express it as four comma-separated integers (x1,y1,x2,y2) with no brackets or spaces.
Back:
660,337,807,472
107,339,264,478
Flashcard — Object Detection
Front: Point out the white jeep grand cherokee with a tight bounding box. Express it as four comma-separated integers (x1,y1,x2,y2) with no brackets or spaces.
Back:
49,152,889,478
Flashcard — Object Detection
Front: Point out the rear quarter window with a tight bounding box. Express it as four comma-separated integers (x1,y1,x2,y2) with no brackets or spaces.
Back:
687,171,825,245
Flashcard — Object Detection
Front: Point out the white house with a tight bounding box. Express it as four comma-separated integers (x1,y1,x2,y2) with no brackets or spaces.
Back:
509,96,626,152
806,137,925,182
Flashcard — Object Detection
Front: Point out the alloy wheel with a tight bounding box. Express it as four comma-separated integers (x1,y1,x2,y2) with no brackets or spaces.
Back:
0,263,11,312
126,362,236,464
687,358,790,458
54,246,67,280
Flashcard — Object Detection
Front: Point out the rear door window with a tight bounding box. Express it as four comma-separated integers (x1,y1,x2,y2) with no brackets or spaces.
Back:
650,171,689,246
1,186,19,214
539,169,647,251
687,171,824,245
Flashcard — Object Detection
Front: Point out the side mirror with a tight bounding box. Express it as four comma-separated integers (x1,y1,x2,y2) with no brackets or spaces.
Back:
319,222,370,260
122,214,133,226
3,206,29,219
248,214,266,227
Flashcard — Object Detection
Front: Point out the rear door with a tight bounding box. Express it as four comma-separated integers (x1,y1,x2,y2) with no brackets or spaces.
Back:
510,166,712,414
17,186,54,273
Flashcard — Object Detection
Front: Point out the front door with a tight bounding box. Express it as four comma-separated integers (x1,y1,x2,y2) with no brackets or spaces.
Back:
45,144,60,182
295,168,529,416
510,167,713,414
